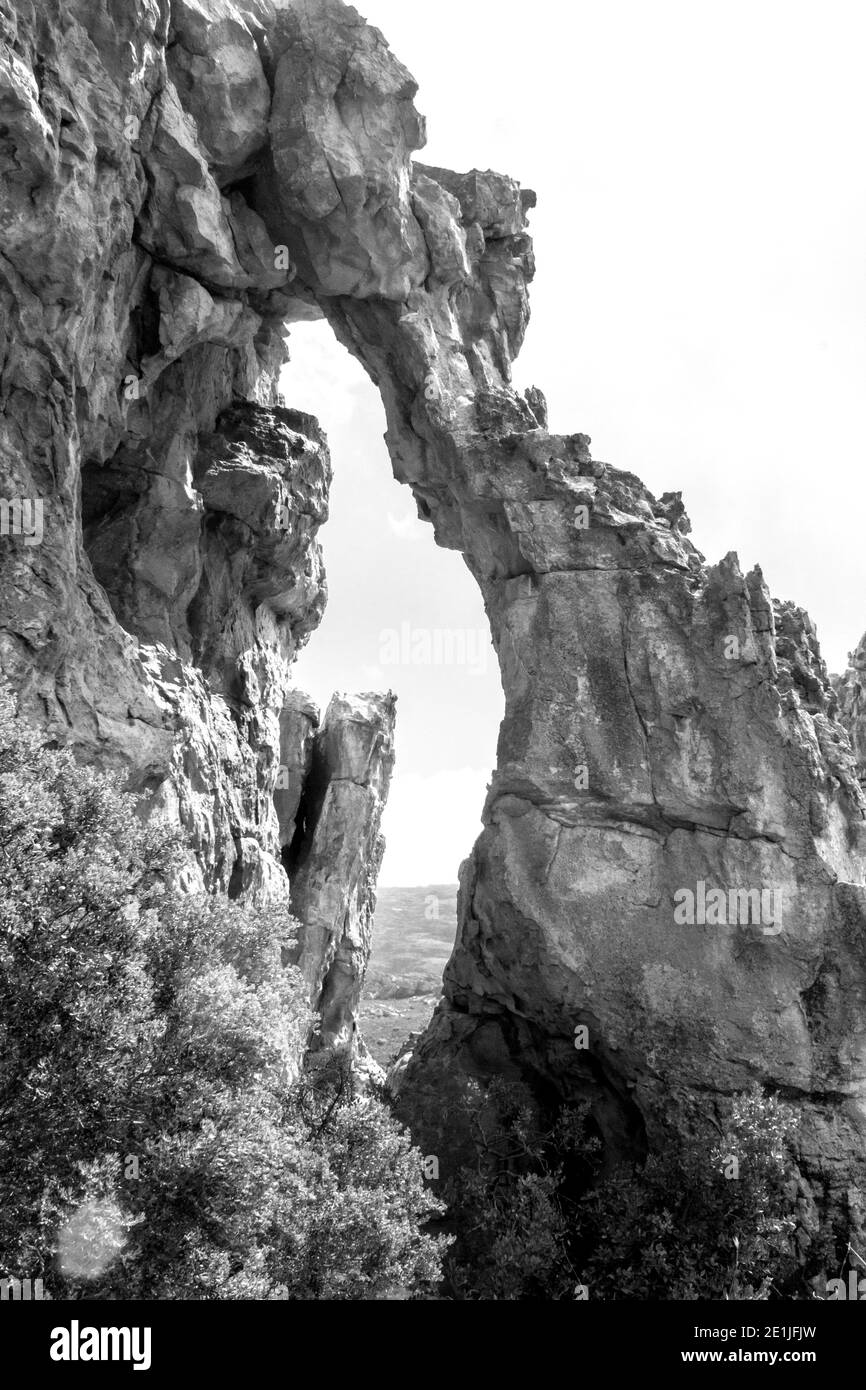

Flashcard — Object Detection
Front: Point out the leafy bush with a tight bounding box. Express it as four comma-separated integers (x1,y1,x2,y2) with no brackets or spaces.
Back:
576,1090,800,1300
442,1077,596,1300
443,1075,804,1301
0,686,446,1299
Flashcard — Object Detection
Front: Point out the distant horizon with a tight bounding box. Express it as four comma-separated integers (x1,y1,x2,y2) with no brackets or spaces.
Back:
376,881,460,890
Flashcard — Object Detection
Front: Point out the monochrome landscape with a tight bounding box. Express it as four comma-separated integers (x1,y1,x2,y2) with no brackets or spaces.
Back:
1,0,865,1329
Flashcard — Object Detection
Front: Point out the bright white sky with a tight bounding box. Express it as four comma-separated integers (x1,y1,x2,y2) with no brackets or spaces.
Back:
281,0,866,886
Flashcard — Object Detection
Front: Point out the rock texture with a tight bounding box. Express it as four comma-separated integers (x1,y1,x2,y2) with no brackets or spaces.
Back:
289,692,396,1051
834,634,866,784
0,0,389,1049
3,0,866,1235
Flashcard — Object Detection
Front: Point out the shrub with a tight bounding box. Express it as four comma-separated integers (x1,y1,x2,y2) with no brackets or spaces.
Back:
442,1077,597,1300
0,686,446,1299
444,1074,803,1301
576,1090,800,1299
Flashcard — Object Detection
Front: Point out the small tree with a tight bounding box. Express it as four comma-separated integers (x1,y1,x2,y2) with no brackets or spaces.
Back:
0,686,447,1300
576,1090,800,1299
444,1074,803,1301
443,1077,597,1300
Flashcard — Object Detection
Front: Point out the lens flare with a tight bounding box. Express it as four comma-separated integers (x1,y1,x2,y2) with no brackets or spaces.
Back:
56,1198,125,1280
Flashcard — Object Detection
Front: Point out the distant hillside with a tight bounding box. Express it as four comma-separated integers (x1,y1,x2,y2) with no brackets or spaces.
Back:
360,885,458,1066
367,884,458,979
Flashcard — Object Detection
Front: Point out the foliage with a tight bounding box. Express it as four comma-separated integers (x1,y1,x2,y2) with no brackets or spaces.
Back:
442,1077,597,1300
444,1074,804,1301
0,686,446,1299
576,1090,800,1300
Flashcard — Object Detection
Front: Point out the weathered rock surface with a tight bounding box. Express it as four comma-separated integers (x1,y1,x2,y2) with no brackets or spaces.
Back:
3,0,866,1235
257,0,866,1223
0,0,388,1049
288,692,396,1050
834,634,866,785
276,687,319,852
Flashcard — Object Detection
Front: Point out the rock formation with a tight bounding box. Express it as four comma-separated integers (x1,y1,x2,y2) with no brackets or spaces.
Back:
0,0,391,1046
2,0,866,1236
289,691,396,1053
834,634,866,784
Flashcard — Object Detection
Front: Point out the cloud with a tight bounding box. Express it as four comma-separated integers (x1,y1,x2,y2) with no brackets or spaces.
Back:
378,767,491,885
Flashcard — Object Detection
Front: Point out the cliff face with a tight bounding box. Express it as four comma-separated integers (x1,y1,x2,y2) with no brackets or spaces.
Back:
835,635,866,787
0,0,391,1045
3,0,866,1226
